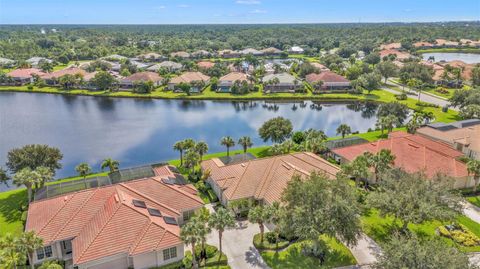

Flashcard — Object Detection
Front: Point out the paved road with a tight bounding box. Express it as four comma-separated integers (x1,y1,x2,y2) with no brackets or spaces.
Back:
205,204,270,269
384,80,458,111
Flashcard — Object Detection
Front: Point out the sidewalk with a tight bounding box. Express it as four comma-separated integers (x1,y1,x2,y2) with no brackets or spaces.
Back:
345,233,380,266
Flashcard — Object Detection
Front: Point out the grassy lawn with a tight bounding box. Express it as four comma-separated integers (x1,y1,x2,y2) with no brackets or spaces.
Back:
466,195,480,208
0,188,27,236
260,236,356,269
362,209,480,252
0,85,460,123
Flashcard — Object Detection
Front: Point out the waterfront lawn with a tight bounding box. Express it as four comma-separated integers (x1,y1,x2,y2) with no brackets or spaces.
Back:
260,236,356,269
0,85,460,123
0,188,27,236
362,209,480,252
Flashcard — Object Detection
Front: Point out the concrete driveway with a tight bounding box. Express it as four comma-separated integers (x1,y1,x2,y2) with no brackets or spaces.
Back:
205,205,271,269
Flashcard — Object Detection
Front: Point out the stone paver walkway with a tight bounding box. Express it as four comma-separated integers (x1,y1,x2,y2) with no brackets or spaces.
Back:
205,204,270,269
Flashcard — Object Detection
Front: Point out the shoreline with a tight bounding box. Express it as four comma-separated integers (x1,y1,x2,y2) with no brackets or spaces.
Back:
0,86,375,102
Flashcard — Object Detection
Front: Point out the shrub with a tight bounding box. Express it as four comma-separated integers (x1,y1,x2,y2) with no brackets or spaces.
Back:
194,244,218,260
253,232,290,250
266,232,277,244
435,87,449,94
442,105,449,113
416,101,439,108
27,84,34,90
438,223,480,247
395,93,407,100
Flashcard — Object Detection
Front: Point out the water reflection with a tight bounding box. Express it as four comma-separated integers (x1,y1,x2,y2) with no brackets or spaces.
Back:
0,92,381,189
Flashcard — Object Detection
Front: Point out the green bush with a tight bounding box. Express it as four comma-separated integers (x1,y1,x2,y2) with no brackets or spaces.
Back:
438,223,480,247
416,101,439,108
207,188,218,202
395,93,407,100
194,244,218,259
253,232,290,250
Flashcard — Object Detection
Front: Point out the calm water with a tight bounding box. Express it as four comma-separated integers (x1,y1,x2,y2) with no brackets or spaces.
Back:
0,92,380,190
422,52,480,64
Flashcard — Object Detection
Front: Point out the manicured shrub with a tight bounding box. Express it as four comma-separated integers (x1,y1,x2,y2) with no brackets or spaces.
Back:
438,223,480,247
395,93,407,100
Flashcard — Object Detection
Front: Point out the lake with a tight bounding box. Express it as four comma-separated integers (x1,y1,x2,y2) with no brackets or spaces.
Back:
0,92,380,191
422,52,480,64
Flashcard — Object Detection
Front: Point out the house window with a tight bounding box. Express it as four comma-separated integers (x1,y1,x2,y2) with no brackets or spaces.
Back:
183,210,194,221
36,248,45,260
36,246,53,260
44,246,53,258
163,247,177,260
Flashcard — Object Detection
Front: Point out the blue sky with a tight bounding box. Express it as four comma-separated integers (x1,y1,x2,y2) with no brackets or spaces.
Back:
0,0,478,24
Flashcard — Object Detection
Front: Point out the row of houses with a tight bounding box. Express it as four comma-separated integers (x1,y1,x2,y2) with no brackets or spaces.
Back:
203,119,480,210
380,39,480,51
5,65,352,93
25,119,480,269
413,39,480,49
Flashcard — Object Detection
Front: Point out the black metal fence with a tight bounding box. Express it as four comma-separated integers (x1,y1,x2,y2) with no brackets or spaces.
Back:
34,162,168,201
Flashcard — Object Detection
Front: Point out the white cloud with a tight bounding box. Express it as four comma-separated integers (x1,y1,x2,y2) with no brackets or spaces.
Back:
236,0,261,4
177,4,190,8
155,5,166,10
250,9,267,14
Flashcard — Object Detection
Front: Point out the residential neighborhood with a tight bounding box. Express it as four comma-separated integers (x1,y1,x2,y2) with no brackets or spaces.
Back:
1,3,480,269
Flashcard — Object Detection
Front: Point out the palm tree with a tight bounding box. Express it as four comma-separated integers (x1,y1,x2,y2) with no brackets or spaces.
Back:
180,218,202,269
341,155,370,187
282,139,295,153
238,136,253,154
13,168,36,203
18,231,43,269
34,166,53,190
208,208,235,258
248,206,271,244
184,151,200,174
195,142,209,161
336,124,352,138
363,149,395,182
267,202,282,251
75,163,92,188
220,136,235,157
0,167,9,186
195,207,211,264
0,234,24,269
173,141,186,166
467,159,480,192
101,158,119,173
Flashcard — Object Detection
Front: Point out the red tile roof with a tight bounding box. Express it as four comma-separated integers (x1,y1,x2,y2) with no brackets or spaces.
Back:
197,61,215,69
306,71,350,84
41,67,89,80
379,49,412,60
332,131,468,179
7,68,46,79
201,152,340,205
123,71,163,82
170,72,210,84
219,72,249,83
26,165,203,265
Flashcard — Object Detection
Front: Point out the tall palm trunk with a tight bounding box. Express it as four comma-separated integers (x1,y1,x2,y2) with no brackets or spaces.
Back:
192,242,198,269
180,150,184,166
218,230,223,260
29,253,34,269
259,223,264,243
